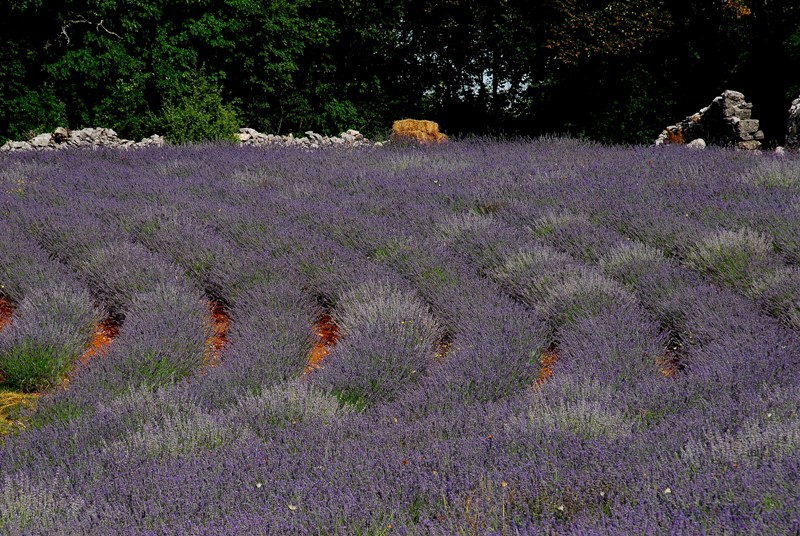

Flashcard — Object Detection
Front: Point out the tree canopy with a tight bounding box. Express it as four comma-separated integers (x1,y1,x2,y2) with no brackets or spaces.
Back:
2,0,799,145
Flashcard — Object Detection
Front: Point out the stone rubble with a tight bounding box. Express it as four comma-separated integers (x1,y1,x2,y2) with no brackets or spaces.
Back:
655,90,764,150
1,127,382,152
0,127,165,152
236,128,381,149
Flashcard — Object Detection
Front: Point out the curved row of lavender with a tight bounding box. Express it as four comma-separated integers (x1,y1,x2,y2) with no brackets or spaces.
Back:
0,140,798,534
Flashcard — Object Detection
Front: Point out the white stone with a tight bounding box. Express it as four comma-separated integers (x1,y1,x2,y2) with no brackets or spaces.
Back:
723,89,745,100
29,133,52,147
687,138,706,149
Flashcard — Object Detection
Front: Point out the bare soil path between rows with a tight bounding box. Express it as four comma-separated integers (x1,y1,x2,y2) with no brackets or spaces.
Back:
304,314,339,374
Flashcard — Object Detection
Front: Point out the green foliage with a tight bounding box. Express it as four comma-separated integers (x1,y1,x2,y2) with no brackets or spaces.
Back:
331,386,370,412
0,0,799,143
151,71,239,144
0,339,75,392
2,86,67,142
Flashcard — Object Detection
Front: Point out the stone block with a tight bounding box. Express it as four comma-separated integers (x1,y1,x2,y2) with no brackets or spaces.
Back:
52,127,69,143
723,90,745,101
737,140,761,150
29,133,52,147
687,138,706,149
736,119,760,135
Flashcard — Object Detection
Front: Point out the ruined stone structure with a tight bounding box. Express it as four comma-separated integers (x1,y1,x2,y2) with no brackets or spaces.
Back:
785,95,800,151
655,90,763,150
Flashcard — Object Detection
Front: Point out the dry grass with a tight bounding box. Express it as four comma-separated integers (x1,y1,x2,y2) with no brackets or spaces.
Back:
0,389,38,437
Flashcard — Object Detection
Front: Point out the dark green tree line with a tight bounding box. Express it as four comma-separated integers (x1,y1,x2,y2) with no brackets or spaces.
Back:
1,0,799,145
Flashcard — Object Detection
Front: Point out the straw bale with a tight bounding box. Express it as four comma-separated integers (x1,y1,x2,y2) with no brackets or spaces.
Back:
391,119,448,144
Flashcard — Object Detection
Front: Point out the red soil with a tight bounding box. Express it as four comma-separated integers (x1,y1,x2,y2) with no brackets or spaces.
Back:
61,316,119,389
657,351,680,378
79,318,119,364
304,314,339,374
0,298,12,331
536,347,559,385
203,300,230,370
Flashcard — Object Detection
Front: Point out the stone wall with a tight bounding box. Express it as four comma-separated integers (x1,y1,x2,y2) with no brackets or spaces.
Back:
0,127,164,152
236,128,379,148
655,90,763,150
0,127,381,152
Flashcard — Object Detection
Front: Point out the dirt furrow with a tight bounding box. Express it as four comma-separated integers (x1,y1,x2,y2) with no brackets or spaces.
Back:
536,346,559,385
0,298,12,331
304,314,339,374
79,317,120,364
202,300,230,371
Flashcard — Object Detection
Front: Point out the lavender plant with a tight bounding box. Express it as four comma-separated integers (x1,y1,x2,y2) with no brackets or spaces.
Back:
0,284,98,391
684,227,776,291
99,386,248,461
752,266,800,330
80,241,186,315
0,473,92,535
315,282,443,408
234,379,353,437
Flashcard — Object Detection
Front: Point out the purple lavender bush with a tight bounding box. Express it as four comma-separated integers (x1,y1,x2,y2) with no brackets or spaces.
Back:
0,284,98,391
314,281,443,408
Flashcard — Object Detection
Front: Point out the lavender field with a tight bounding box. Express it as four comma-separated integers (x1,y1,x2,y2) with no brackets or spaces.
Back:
0,139,799,534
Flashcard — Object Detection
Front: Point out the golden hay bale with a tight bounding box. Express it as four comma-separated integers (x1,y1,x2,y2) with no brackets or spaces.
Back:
391,119,448,144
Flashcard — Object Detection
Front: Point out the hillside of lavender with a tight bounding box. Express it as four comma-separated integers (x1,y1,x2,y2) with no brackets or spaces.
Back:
0,139,799,534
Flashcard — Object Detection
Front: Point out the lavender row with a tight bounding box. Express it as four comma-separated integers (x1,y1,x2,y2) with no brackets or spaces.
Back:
2,192,220,418
252,164,554,406
313,281,443,408
29,281,211,426
0,223,100,391
458,142,800,332
190,276,318,409
0,284,98,392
